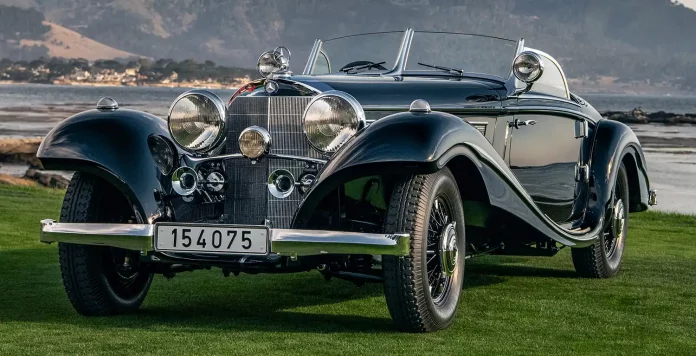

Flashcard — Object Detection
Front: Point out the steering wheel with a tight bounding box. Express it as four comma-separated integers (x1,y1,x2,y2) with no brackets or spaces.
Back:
338,61,388,72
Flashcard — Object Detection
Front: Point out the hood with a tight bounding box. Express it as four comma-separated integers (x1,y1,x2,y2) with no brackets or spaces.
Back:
287,75,507,108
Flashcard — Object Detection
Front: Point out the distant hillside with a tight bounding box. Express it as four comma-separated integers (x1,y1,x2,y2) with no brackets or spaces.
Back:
0,4,138,61
2,0,696,88
21,21,139,61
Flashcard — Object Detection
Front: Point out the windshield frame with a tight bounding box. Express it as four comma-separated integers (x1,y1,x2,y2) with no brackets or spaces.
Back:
303,28,521,82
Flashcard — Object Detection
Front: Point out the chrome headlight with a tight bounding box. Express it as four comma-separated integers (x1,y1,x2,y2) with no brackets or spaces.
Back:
302,91,364,153
168,90,226,153
513,51,544,83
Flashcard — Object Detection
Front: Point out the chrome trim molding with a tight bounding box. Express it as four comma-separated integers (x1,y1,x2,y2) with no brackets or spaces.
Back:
39,220,411,257
184,152,327,168
361,104,596,124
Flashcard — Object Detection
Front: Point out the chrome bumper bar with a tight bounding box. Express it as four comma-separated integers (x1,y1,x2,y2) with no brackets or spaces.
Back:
39,219,410,257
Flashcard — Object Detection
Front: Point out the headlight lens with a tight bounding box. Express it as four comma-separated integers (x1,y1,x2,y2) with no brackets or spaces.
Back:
303,92,364,153
168,90,226,153
513,51,544,83
239,126,271,159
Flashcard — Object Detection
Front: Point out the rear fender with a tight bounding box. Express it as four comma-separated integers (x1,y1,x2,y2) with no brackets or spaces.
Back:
37,109,175,223
586,120,651,226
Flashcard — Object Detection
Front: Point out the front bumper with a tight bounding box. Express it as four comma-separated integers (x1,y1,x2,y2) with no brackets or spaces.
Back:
39,219,410,257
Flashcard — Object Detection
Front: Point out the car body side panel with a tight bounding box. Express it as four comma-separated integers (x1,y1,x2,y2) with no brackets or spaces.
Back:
36,109,174,224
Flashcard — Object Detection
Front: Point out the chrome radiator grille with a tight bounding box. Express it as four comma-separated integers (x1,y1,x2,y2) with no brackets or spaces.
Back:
224,96,319,228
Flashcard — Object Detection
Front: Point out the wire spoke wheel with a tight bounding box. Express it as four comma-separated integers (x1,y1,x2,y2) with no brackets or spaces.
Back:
427,196,457,303
383,168,466,332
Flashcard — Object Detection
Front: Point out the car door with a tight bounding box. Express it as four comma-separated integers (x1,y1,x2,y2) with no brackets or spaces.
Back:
506,111,584,223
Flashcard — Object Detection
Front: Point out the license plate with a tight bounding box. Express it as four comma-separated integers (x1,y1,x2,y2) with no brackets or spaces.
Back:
154,224,269,255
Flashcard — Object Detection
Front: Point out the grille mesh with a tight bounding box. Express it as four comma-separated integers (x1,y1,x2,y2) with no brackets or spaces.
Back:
224,96,318,228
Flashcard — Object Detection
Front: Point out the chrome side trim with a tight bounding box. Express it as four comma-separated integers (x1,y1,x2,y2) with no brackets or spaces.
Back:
184,152,327,168
361,104,595,124
39,220,411,257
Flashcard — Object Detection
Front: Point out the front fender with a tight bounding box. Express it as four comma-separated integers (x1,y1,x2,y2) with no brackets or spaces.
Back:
294,111,505,225
37,109,174,223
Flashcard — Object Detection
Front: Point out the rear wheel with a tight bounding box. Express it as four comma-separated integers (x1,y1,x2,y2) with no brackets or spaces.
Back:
58,172,153,316
382,168,466,332
571,163,629,278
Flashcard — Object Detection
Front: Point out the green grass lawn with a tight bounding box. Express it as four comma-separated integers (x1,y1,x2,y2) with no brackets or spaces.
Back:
1,184,695,355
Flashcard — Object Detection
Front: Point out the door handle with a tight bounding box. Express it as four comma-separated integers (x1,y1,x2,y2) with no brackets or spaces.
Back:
509,119,537,129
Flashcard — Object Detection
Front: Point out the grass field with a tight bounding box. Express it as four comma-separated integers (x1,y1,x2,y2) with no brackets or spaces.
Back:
1,184,695,355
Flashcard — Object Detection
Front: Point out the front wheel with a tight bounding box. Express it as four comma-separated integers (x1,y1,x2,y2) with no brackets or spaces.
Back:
382,168,466,332
58,173,153,316
571,163,629,278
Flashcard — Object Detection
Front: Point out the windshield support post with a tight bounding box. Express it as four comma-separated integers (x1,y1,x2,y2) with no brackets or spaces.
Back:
303,39,322,75
383,28,414,78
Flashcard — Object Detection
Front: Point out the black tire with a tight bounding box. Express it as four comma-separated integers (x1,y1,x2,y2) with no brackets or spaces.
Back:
382,168,466,332
572,163,629,278
58,172,153,316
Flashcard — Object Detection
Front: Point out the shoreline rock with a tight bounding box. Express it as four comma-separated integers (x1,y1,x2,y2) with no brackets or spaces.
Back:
602,108,696,124
0,137,43,167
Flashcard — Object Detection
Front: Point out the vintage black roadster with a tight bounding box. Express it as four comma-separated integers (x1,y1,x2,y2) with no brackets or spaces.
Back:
38,29,656,332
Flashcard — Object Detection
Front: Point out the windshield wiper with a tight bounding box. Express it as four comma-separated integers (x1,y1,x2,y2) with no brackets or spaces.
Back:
417,62,465,76
340,61,387,73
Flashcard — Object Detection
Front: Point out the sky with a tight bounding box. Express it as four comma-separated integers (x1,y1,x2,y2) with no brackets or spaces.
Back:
674,0,696,10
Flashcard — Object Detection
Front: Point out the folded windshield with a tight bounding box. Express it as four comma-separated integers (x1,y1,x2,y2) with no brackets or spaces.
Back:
308,30,519,79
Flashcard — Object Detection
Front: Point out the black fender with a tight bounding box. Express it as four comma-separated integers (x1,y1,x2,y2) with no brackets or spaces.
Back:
293,111,646,248
586,119,651,226
37,109,174,224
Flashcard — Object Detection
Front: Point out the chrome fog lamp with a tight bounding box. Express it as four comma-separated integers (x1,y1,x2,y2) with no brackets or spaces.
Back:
171,166,198,196
513,51,544,83
168,90,226,153
302,91,364,153
258,46,291,78
239,126,271,159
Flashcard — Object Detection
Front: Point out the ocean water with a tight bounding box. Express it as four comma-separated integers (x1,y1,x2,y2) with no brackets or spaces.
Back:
1,83,695,214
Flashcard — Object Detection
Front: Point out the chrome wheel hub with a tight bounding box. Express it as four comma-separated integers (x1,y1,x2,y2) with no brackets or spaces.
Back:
439,222,458,277
612,199,626,239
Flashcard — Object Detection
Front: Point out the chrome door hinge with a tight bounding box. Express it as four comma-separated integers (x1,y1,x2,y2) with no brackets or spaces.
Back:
575,164,589,183
574,120,588,138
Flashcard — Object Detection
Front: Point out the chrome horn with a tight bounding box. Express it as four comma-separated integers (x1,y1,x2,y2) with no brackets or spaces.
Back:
171,167,198,196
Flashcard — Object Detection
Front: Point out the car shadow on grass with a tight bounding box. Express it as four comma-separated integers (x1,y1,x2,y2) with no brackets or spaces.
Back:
1,247,573,333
